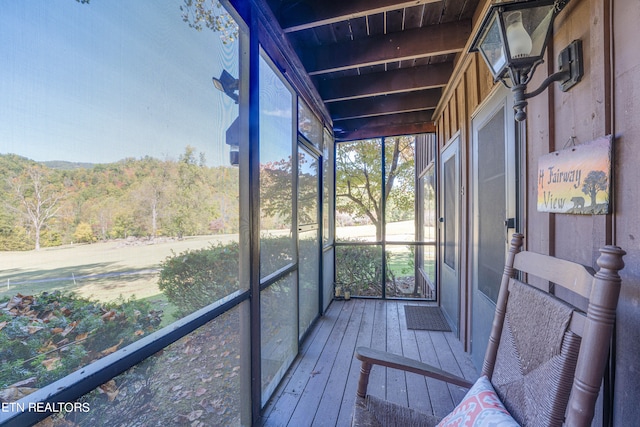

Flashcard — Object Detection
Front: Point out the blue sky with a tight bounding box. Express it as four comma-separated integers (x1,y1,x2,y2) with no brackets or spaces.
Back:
0,0,240,167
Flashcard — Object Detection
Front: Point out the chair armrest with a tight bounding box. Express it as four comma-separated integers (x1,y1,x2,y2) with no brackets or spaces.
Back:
355,347,474,397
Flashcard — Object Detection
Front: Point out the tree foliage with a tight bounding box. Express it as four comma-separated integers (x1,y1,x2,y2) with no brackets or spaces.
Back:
335,136,415,240
259,153,319,229
73,222,95,243
180,0,239,44
0,149,239,251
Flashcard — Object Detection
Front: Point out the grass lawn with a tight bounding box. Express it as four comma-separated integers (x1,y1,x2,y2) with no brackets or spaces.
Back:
0,235,236,305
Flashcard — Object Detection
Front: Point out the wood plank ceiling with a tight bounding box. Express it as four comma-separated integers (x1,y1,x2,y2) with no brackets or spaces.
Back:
264,0,478,141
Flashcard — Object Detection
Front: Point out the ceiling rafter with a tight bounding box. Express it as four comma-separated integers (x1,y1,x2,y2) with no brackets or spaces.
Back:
319,63,452,102
334,111,437,141
278,0,442,33
305,20,472,75
329,89,441,121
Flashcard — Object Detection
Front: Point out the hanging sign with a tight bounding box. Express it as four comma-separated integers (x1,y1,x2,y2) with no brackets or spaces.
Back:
537,135,612,214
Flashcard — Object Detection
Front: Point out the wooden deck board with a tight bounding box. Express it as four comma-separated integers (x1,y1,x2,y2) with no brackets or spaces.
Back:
367,300,388,400
312,299,364,427
335,299,374,426
398,301,433,414
261,299,479,426
385,301,408,406
259,301,340,426
286,299,354,426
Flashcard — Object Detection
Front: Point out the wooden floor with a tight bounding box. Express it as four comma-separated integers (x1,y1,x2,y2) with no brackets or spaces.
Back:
259,299,479,427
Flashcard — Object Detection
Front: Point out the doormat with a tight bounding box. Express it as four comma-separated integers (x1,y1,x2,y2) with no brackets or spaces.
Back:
404,306,451,332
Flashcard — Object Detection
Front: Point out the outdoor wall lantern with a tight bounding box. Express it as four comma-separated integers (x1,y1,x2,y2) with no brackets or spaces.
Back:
212,69,239,104
469,0,583,121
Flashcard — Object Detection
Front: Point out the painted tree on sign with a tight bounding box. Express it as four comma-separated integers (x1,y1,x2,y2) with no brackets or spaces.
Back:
581,170,608,207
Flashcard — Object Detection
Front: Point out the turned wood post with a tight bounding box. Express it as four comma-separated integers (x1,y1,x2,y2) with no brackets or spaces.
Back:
565,245,625,426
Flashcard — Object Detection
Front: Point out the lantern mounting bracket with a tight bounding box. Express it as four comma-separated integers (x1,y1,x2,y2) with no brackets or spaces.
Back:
511,39,583,121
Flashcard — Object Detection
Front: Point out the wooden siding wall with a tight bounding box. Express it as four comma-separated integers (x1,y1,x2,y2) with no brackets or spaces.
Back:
611,0,640,424
435,0,640,424
415,133,437,175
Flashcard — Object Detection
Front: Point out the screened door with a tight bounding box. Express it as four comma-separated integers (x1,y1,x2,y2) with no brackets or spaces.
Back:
439,137,460,336
470,88,516,369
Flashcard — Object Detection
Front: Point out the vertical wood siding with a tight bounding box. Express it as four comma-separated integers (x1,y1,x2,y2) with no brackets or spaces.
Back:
433,0,640,423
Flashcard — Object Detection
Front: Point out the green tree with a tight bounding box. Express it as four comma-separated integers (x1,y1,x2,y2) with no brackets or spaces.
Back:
336,136,415,240
167,146,207,238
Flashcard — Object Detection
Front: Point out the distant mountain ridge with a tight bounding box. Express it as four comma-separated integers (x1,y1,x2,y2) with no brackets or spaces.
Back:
42,160,96,170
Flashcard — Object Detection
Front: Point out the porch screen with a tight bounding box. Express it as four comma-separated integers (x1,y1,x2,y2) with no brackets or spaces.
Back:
477,107,506,303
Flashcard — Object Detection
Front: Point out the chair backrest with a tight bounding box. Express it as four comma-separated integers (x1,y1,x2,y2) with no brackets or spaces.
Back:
481,233,625,427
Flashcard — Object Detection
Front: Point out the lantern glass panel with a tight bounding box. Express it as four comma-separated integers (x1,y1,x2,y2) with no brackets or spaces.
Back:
504,4,555,60
477,13,507,78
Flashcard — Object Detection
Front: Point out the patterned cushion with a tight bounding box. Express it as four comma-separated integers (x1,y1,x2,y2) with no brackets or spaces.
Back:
436,376,520,427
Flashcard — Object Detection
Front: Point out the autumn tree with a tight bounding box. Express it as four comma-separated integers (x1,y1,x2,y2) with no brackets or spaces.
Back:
582,170,608,207
73,222,95,243
6,166,63,250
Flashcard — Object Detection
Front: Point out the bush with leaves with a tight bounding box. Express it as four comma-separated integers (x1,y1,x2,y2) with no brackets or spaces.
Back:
335,240,394,296
260,234,295,276
0,292,162,392
158,242,240,318
158,236,301,317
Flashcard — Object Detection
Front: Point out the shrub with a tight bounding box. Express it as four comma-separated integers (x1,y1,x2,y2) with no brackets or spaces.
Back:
158,242,240,317
260,234,295,276
335,242,384,296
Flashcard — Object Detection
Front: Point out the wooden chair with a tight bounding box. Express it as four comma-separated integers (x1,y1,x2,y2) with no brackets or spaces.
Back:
352,234,625,426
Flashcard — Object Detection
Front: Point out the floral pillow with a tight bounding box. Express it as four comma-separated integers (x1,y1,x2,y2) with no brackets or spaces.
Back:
436,376,520,427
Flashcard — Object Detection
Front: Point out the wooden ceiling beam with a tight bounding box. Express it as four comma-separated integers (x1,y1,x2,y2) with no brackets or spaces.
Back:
333,111,435,141
319,63,452,102
335,122,436,141
277,0,441,33
305,20,472,75
329,89,441,121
